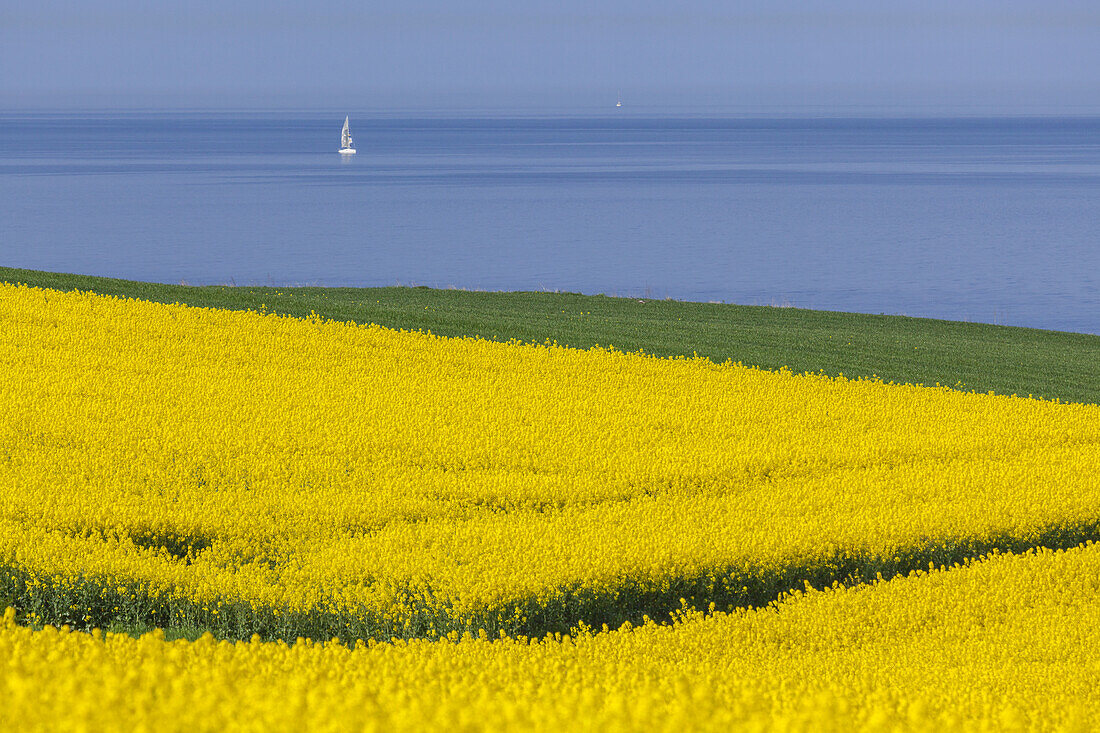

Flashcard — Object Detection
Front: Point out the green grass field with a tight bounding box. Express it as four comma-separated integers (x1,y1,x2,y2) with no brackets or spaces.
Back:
2,265,1098,404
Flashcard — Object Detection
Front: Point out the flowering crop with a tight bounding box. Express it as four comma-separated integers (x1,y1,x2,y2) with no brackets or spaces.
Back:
4,542,1100,731
1,283,1098,639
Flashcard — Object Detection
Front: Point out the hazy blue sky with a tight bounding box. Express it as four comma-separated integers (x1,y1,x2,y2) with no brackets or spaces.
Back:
3,0,1099,111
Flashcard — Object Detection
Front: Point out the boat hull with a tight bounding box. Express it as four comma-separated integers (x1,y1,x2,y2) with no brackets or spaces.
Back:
338,148,356,154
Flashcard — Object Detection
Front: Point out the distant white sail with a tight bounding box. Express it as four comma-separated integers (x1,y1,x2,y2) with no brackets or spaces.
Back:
339,116,356,154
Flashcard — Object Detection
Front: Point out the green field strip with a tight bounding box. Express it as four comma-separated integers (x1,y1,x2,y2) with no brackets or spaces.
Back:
3,266,1097,404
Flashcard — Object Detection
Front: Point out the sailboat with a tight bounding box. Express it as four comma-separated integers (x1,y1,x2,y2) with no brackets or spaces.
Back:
338,116,356,154
616,90,622,108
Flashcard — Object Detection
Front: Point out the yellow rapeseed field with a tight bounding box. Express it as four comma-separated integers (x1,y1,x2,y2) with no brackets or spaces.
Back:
4,543,1100,731
1,283,1098,639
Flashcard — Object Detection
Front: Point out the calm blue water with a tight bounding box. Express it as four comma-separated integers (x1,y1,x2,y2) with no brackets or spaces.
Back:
2,112,1098,334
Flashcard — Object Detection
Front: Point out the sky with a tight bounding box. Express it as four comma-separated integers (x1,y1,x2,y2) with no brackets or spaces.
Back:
3,0,1100,112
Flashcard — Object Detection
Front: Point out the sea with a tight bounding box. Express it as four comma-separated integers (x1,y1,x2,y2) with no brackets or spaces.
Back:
2,112,1098,334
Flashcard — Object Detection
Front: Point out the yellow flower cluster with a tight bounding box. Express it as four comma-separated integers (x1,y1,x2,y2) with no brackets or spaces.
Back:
1,283,1098,639
5,542,1100,731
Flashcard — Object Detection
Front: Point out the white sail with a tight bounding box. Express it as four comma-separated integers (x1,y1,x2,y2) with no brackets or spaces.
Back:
341,117,352,148
339,116,356,153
